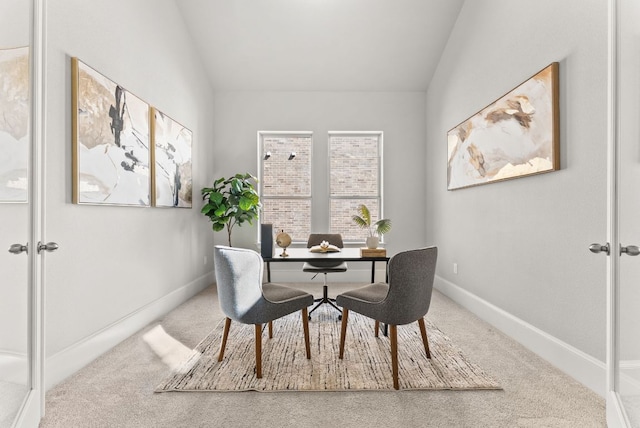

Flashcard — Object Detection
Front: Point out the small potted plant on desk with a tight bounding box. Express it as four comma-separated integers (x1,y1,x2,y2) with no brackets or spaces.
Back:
352,204,391,249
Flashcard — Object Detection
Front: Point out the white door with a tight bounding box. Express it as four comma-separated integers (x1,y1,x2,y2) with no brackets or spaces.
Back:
0,0,46,426
602,0,640,426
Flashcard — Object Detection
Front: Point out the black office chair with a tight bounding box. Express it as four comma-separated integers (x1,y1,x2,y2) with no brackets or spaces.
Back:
303,233,347,319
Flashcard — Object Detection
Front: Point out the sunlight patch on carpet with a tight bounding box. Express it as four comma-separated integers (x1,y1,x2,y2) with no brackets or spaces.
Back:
143,325,198,373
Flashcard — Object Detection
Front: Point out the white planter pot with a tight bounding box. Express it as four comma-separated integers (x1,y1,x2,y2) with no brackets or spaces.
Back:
366,236,379,249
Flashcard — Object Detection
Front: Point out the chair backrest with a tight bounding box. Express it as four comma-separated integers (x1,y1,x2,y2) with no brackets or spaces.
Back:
306,233,344,248
384,247,438,325
213,245,264,323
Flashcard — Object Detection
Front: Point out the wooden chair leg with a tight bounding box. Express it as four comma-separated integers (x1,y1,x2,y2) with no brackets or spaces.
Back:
374,320,380,337
302,308,311,359
390,324,399,390
218,317,232,362
339,308,349,359
417,318,431,359
268,320,273,339
255,324,262,378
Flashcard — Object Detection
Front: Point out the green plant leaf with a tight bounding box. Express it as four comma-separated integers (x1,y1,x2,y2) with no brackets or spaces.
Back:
214,204,227,217
231,178,242,194
375,219,392,235
356,204,371,226
238,197,252,211
210,192,223,204
352,215,369,229
201,204,214,215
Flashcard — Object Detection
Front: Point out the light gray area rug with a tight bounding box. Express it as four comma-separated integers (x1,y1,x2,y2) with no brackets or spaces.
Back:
155,308,501,392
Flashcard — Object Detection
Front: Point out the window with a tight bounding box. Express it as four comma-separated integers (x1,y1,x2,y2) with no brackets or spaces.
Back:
329,132,383,242
258,131,383,245
258,132,312,242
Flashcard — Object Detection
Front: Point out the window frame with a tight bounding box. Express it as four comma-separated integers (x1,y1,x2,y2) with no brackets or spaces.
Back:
327,131,384,244
257,131,314,245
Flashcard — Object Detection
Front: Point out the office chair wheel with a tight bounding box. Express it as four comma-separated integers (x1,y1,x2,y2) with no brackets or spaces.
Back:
338,314,342,321
308,314,312,321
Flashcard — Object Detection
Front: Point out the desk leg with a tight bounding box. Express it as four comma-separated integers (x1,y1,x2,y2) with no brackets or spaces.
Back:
382,260,389,336
371,261,376,283
266,262,271,282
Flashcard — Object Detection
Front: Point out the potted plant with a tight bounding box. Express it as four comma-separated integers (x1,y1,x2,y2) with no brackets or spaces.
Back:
351,204,391,249
201,173,260,246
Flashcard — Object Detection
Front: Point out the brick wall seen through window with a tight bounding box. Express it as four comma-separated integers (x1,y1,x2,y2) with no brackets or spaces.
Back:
259,133,312,242
329,133,383,242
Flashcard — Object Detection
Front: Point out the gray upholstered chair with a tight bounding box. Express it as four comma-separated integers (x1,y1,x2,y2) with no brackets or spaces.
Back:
302,233,348,319
213,245,313,378
336,247,438,389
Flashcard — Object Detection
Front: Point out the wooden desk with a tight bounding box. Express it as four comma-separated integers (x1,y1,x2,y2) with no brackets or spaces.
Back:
263,247,390,283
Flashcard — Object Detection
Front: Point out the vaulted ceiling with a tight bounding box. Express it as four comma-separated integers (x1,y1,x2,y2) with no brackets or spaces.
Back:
176,0,464,92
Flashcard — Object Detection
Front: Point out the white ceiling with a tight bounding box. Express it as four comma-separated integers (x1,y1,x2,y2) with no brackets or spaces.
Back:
176,0,464,92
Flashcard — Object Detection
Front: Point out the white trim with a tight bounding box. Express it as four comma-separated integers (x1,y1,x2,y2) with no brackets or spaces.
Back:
13,392,40,428
44,272,213,390
608,391,631,428
16,0,48,426
606,0,630,426
606,0,621,396
434,275,606,397
258,131,314,135
327,131,384,135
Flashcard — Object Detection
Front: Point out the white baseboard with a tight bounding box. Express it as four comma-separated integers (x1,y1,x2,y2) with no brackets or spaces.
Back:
607,391,631,428
45,272,214,391
434,275,606,397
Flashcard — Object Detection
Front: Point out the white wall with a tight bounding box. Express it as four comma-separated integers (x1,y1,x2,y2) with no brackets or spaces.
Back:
426,0,607,379
0,0,29,46
44,0,215,387
211,91,428,281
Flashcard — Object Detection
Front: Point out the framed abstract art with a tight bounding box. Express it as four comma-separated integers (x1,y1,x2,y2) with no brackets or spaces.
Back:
447,62,560,190
150,108,192,208
72,57,150,206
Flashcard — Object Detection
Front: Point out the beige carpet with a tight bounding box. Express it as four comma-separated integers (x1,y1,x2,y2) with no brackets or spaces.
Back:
155,307,501,392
